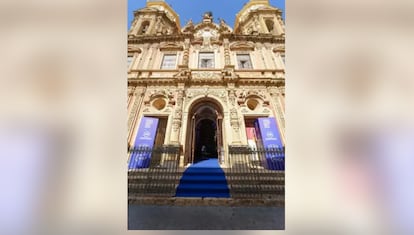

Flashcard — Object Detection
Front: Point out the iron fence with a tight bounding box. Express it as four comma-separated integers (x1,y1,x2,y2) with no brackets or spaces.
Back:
128,145,182,197
127,144,285,200
225,145,285,199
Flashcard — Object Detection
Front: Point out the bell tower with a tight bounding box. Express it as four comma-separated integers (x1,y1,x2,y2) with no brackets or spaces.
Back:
234,0,284,35
128,0,181,37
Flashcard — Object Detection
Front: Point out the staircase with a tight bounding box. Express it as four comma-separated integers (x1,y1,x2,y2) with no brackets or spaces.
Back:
175,159,230,198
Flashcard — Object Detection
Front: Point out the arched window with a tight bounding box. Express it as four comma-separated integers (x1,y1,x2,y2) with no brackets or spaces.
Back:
265,20,274,33
139,21,150,35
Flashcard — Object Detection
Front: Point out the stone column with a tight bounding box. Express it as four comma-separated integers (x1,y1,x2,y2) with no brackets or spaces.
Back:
227,85,242,144
127,87,146,146
223,38,231,66
147,43,158,70
182,38,190,67
137,44,149,69
170,87,184,144
268,87,285,139
127,86,135,110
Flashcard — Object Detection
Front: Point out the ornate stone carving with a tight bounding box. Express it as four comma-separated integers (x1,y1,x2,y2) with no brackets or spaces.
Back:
223,39,231,66
228,88,237,106
250,15,261,35
183,19,194,33
182,39,190,66
159,42,183,51
237,89,267,104
183,88,227,106
155,16,163,35
172,89,184,132
128,86,135,96
202,11,213,23
230,107,240,130
219,18,232,33
174,68,191,82
230,41,255,51
222,66,239,82
144,88,175,105
127,95,139,131
268,87,285,129
192,71,222,80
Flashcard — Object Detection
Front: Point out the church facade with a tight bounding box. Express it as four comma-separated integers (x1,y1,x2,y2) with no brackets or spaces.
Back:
127,0,285,168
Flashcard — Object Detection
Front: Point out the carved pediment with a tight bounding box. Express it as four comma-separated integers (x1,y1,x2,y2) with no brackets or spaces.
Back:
145,89,175,105
192,71,222,80
230,41,255,51
194,22,220,32
195,27,219,39
149,89,174,99
159,42,183,51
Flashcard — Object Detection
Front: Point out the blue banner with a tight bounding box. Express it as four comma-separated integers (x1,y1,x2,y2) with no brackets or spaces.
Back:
128,117,159,169
257,117,284,170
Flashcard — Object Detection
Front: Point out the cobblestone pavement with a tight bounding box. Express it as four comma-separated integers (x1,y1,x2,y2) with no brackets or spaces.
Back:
128,204,284,230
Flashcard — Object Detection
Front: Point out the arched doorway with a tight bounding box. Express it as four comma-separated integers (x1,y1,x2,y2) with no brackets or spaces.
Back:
185,99,224,165
195,119,217,162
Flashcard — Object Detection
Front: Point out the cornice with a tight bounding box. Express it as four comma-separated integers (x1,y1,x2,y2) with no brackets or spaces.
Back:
128,77,284,87
128,34,193,44
128,69,284,87
229,34,285,43
127,33,284,45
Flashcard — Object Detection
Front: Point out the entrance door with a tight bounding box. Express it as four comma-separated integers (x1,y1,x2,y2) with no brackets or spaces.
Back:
186,101,223,165
194,119,217,162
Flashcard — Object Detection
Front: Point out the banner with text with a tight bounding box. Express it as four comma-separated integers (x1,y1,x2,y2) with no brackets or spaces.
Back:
257,117,284,170
128,117,159,169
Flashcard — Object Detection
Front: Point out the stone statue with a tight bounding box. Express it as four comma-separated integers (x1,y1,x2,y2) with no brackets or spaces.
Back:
251,15,261,34
156,16,163,34
202,11,213,23
203,11,213,19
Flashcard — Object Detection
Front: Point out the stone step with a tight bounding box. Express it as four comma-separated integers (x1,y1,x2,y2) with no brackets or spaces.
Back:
179,175,229,184
176,183,230,192
128,195,284,207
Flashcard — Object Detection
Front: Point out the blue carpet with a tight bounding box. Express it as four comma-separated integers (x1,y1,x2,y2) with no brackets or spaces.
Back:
175,159,230,198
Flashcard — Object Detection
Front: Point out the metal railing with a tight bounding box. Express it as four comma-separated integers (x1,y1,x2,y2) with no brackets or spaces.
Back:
226,145,285,199
127,144,285,200
128,145,181,197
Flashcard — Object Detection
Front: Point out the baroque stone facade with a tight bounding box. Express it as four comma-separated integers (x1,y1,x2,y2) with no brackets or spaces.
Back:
128,0,285,167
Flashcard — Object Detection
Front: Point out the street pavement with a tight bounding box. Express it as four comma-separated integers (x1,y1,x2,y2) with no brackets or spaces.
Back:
128,204,284,230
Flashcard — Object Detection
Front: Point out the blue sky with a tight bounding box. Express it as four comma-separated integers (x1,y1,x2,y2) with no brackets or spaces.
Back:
128,0,285,30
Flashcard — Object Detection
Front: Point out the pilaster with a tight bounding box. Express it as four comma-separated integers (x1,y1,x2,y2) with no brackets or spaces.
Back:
128,87,146,146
